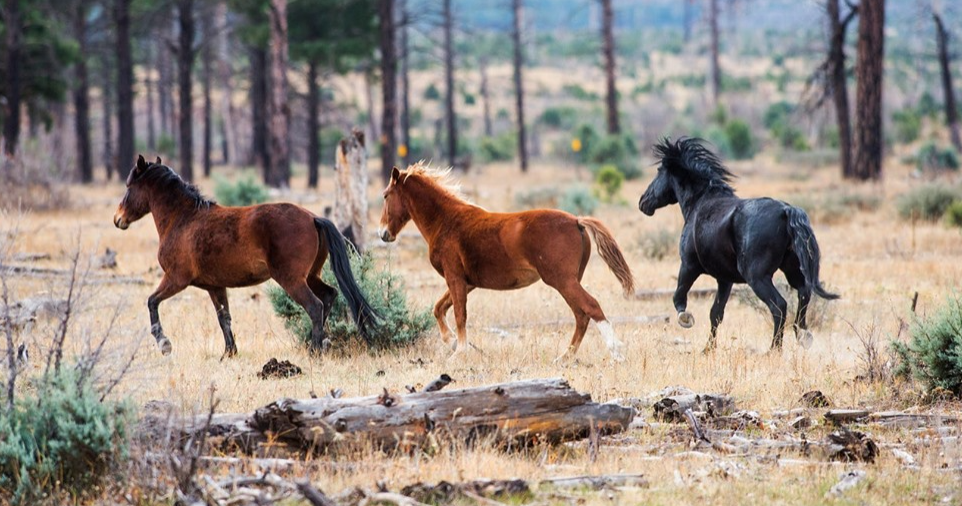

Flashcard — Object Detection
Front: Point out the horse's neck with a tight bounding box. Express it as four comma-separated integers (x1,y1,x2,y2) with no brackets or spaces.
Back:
149,193,198,239
404,181,470,241
678,187,726,223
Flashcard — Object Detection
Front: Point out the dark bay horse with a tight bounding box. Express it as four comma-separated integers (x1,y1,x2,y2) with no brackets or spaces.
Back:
638,138,838,351
113,155,377,357
378,164,635,362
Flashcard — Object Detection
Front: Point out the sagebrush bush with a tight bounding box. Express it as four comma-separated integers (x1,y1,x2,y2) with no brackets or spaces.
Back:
893,296,962,396
214,174,269,207
269,250,433,350
559,186,598,216
514,186,560,209
945,201,962,228
0,368,133,503
724,119,755,160
896,185,961,221
587,134,642,180
477,132,516,163
916,142,960,173
636,229,677,260
539,106,578,129
594,165,624,202
892,109,922,144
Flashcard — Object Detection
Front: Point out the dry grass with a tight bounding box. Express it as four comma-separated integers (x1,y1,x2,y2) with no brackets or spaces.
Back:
5,153,962,504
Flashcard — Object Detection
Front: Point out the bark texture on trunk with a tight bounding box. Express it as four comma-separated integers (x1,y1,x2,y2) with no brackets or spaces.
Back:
934,13,961,151
74,0,93,183
600,0,619,134
378,0,397,183
215,1,236,164
267,0,291,188
116,0,135,179
400,0,412,167
307,61,320,188
177,0,195,181
334,130,369,253
249,46,270,177
443,0,457,167
853,0,885,181
827,0,856,179
202,15,213,177
512,0,528,172
145,39,156,151
2,0,22,157
102,54,114,180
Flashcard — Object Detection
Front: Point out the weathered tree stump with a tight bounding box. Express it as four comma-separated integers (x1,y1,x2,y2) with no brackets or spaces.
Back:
334,129,369,252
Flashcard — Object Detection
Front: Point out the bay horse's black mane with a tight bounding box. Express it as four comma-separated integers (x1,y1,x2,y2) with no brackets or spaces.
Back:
653,137,736,197
135,163,215,209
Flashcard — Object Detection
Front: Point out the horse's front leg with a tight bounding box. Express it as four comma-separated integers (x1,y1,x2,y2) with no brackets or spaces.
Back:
444,275,471,360
207,287,237,359
706,281,733,352
148,275,188,355
433,290,453,346
673,262,702,329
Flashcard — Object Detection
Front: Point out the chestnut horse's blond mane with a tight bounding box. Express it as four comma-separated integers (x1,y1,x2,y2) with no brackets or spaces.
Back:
401,162,467,202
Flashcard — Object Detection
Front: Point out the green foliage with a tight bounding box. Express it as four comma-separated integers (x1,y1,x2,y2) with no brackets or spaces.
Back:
944,201,962,228
424,84,441,100
720,74,752,92
594,165,624,202
573,123,600,163
763,101,794,131
587,134,642,180
269,250,433,349
917,91,940,118
477,132,516,163
463,92,476,105
636,229,677,261
559,186,598,216
724,119,756,160
893,296,962,396
214,174,269,207
288,0,377,72
896,184,961,221
539,106,579,129
0,368,133,503
562,84,599,101
709,104,728,125
892,108,922,144
916,142,960,173
156,133,177,158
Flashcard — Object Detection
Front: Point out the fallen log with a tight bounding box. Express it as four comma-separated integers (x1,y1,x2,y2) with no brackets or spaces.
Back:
652,393,735,422
169,378,634,455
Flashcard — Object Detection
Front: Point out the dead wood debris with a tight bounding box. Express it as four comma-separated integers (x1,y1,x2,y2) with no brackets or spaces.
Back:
257,358,303,379
801,390,832,408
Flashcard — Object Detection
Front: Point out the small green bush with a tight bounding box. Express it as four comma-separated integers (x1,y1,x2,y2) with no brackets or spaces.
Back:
896,185,961,221
269,250,433,350
594,165,624,202
477,132,516,163
916,142,960,173
945,201,962,228
892,109,922,144
156,133,177,157
709,104,728,126
917,91,940,118
636,229,677,260
539,106,579,129
572,123,600,163
893,296,962,396
0,368,133,503
214,174,269,207
424,84,441,100
724,119,755,160
763,101,794,131
562,84,599,101
559,186,598,216
587,134,642,180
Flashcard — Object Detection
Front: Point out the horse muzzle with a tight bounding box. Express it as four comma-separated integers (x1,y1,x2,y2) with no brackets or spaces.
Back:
378,227,396,242
638,200,655,216
113,213,129,230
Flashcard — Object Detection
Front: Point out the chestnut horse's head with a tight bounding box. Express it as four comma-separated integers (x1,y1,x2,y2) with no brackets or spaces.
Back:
378,166,411,242
114,155,162,230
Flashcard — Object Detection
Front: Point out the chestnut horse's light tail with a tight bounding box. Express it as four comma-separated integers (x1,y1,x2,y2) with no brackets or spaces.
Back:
578,217,636,298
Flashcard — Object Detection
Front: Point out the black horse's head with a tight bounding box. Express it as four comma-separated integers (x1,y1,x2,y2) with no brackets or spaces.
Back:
639,137,735,215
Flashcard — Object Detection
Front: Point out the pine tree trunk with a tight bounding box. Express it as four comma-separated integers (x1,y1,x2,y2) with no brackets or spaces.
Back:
443,0,457,167
600,0,619,134
177,0,195,181
158,13,173,141
827,0,855,179
115,0,135,179
249,45,270,177
853,0,885,181
145,39,156,151
307,61,320,188
202,15,213,178
479,56,492,137
102,61,115,181
266,0,290,188
2,0,22,157
400,0,412,167
378,0,397,183
512,0,529,171
934,13,961,151
708,0,721,106
74,0,93,183
215,2,236,164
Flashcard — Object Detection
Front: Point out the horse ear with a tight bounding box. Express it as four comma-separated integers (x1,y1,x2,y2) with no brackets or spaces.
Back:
136,155,147,170
391,166,400,182
155,156,162,165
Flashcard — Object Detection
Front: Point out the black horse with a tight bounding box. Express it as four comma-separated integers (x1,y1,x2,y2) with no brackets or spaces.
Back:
639,137,839,351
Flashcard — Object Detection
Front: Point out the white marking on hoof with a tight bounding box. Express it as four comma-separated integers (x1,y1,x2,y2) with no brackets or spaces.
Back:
797,330,814,349
158,337,172,356
596,320,626,362
677,311,694,329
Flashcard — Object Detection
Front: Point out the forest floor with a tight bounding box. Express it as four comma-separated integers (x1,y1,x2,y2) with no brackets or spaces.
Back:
5,154,962,505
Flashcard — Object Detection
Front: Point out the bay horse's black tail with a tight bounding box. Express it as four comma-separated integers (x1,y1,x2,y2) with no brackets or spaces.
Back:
314,218,380,344
785,206,840,300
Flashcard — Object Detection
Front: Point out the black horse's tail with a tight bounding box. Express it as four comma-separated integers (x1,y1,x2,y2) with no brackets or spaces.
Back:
784,207,840,300
314,218,379,343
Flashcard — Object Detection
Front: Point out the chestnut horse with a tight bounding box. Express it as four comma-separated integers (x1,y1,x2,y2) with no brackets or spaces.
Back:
114,155,377,357
378,164,635,362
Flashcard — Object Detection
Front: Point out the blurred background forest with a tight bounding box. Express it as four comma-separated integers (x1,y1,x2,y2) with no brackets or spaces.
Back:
0,0,959,203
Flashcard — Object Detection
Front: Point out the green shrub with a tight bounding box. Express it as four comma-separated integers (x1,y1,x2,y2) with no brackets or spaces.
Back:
214,174,269,207
559,186,598,216
587,134,642,180
636,228,677,260
463,92,476,105
892,109,922,144
572,123,600,163
424,83,441,100
709,104,728,125
896,184,961,221
0,368,133,503
477,132,516,163
763,101,794,132
156,133,177,158
780,126,810,151
539,106,578,129
724,119,755,160
562,84,599,101
945,201,962,228
594,165,624,202
917,91,940,118
893,296,962,396
916,142,960,173
269,250,433,350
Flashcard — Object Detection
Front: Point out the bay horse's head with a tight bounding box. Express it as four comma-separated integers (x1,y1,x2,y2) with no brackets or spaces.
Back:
378,166,411,242
114,155,162,230
639,137,734,216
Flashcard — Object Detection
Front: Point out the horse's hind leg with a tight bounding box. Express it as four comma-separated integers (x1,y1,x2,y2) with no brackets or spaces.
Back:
207,288,237,359
746,277,789,350
706,281,733,352
783,262,813,348
307,276,338,328
147,275,187,355
550,280,624,362
281,280,329,354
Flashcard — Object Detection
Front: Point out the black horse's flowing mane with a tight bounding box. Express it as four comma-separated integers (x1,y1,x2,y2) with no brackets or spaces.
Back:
653,137,736,196
139,164,216,209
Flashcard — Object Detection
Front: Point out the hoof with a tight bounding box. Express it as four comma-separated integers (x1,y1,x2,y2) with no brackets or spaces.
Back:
797,330,814,349
677,311,695,329
609,350,626,363
553,350,574,365
158,338,172,356
702,344,717,355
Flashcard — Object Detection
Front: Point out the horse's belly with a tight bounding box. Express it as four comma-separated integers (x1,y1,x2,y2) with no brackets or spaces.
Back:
471,266,540,290
195,259,270,288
